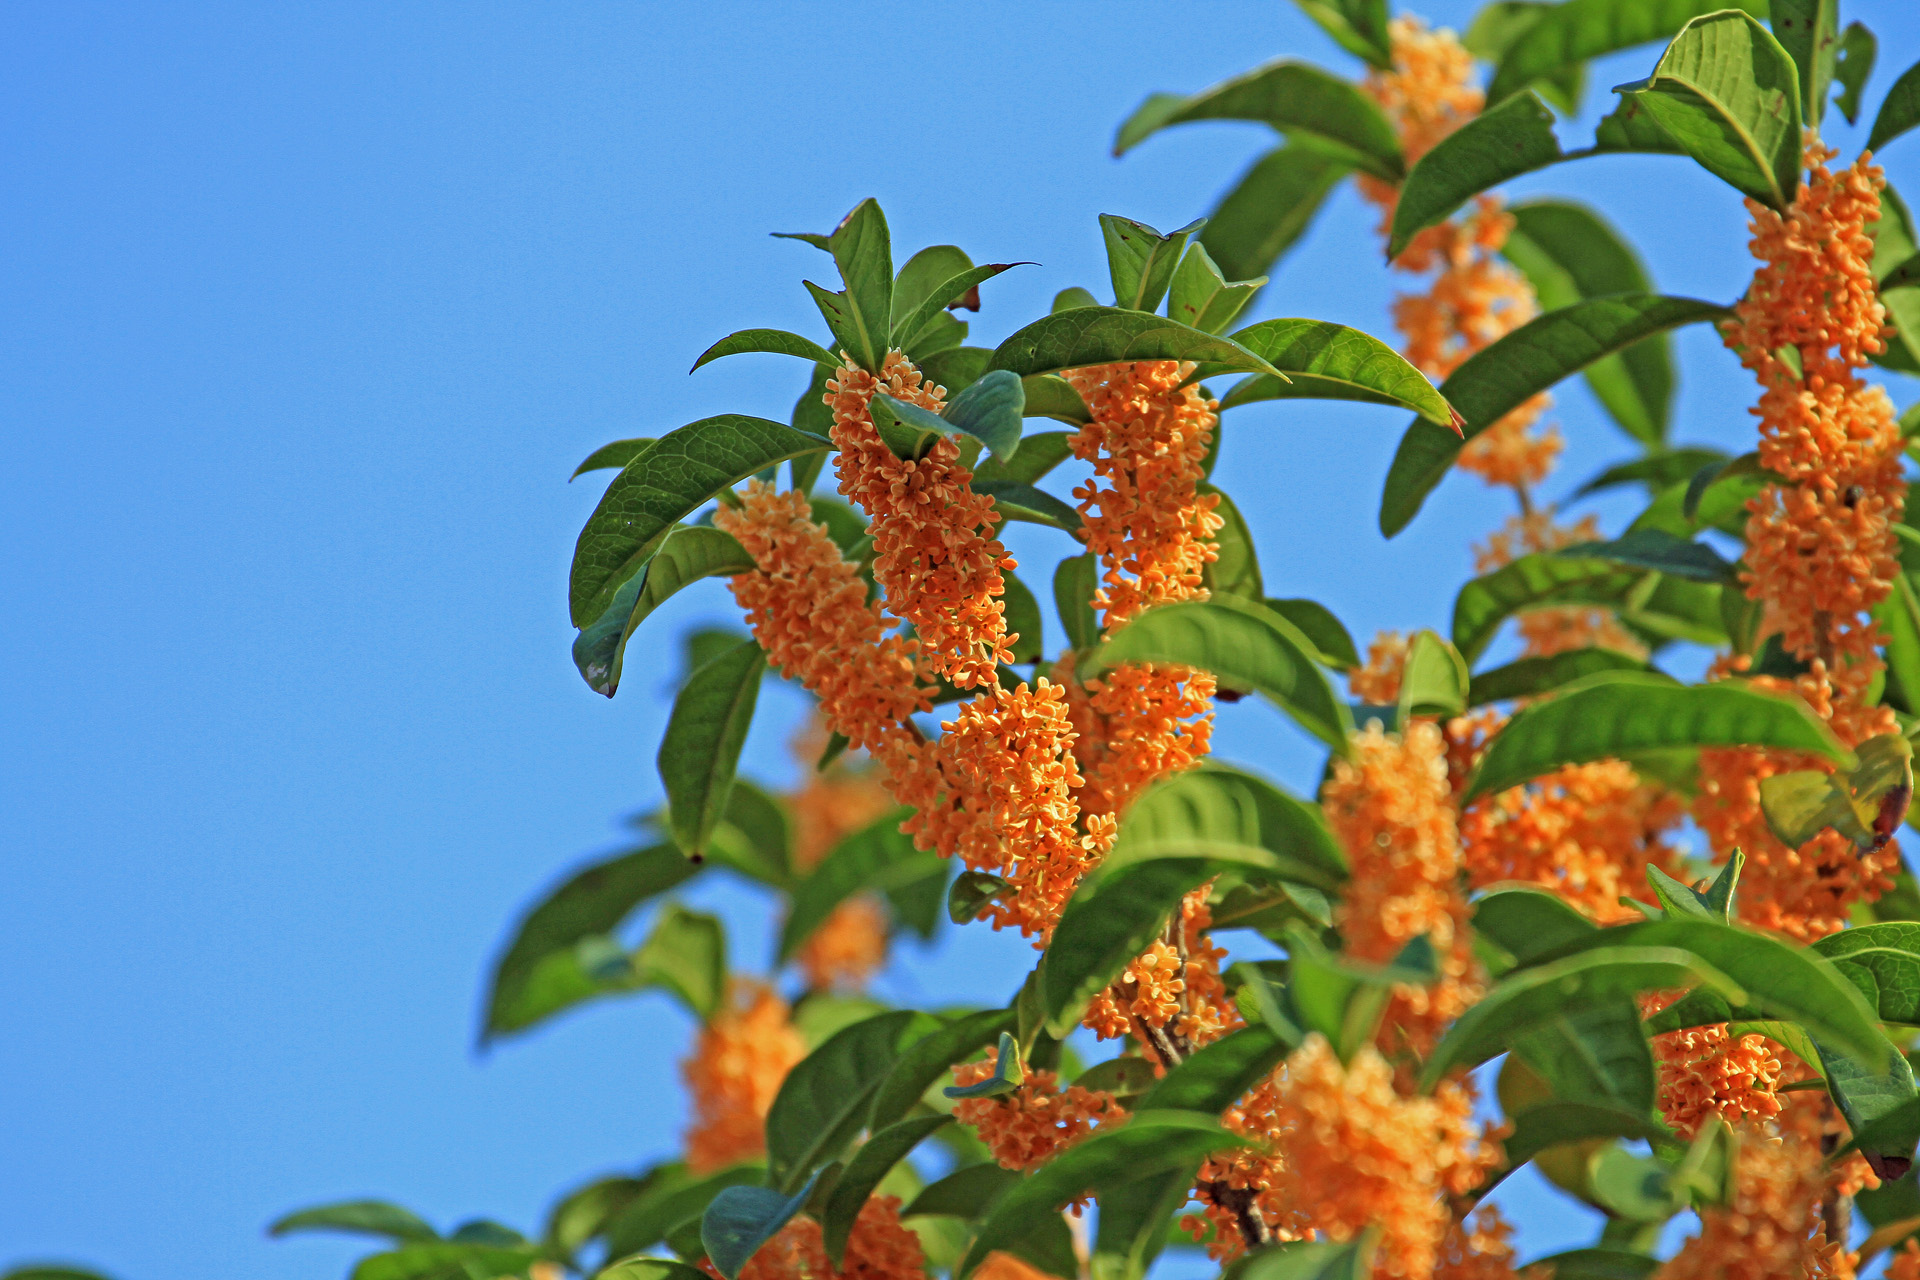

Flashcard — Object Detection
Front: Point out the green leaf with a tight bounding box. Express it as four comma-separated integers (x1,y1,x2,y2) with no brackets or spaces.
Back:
1222,1236,1377,1280
574,526,756,697
659,640,765,862
1100,215,1204,313
988,308,1284,380
700,1173,820,1280
765,1011,929,1192
1525,1250,1660,1280
1290,0,1393,68
1873,185,1920,373
1000,569,1044,666
573,438,654,481
1771,0,1839,123
1815,1035,1920,1175
691,329,839,374
948,870,1011,925
1475,886,1602,966
1469,649,1650,705
1091,1169,1196,1280
1503,199,1673,445
1,1270,119,1280
1041,859,1219,1038
269,1200,439,1243
1018,378,1091,427
1399,629,1468,721
350,1244,542,1280
903,1163,1020,1219
1382,296,1727,536
569,417,830,626
1504,1102,1672,1171
1169,241,1264,335
1054,554,1101,653
1467,3,1587,115
865,1007,1017,1136
483,843,696,1041
944,1031,1026,1099
1465,672,1848,801
1075,1056,1161,1098
1199,143,1351,284
1572,447,1729,499
1559,528,1735,583
1515,1002,1659,1116
1114,61,1403,180
1081,599,1352,750
893,246,973,324
973,481,1082,533
1485,0,1769,107
1424,945,1744,1087
1869,57,1920,153
1760,733,1913,851
1388,92,1565,260
706,780,794,891
547,1174,658,1258
1134,1024,1294,1114
827,199,893,371
1621,10,1803,210
1264,598,1359,669
976,430,1074,484
778,809,934,964
635,904,726,1020
597,1258,713,1280
918,346,992,396
1833,22,1876,124
821,1114,953,1265
1201,483,1263,601
1452,553,1642,663
1216,319,1457,429
866,393,943,461
957,1113,1246,1280
603,1166,765,1259
877,371,1025,464
892,263,1026,353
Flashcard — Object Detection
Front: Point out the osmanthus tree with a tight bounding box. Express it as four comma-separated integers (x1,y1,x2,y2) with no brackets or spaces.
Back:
18,5,1913,1280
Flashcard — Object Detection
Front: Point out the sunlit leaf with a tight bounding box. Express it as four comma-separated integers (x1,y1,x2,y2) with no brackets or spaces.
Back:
1399,630,1468,720
1201,483,1263,601
1264,598,1358,670
1290,0,1393,68
1053,554,1100,652
573,438,654,481
1832,22,1876,124
988,308,1283,380
891,263,1025,353
1215,319,1456,428
943,1032,1026,1099
1485,0,1768,106
765,1011,932,1192
820,1115,953,1265
1772,0,1839,124
598,1258,713,1280
634,904,726,1021
1101,215,1205,313
1759,733,1914,851
574,526,756,697
1468,648,1649,706
691,329,838,374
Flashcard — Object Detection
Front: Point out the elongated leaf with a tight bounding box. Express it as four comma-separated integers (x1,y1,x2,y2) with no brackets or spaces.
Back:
1053,554,1100,652
1622,10,1803,209
904,1163,1020,1219
659,641,765,861
1400,630,1468,720
977,430,1074,484
1115,61,1402,179
1486,0,1769,106
1215,319,1456,428
869,1008,1017,1133
351,1244,540,1280
880,370,1024,464
1833,22,1875,124
778,810,934,963
573,438,654,481
973,481,1081,532
701,1174,820,1280
1200,143,1350,284
1515,1001,1659,1115
1772,0,1839,123
546,1173,656,1256
988,308,1283,380
1092,1168,1196,1280
574,527,755,697
484,843,696,1041
1225,1238,1376,1280
892,263,1023,351
1818,1036,1920,1178
1560,528,1734,582
635,904,726,1020
1170,242,1263,335
1504,1102,1671,1170
766,1011,929,1192
1389,93,1564,259
604,1166,764,1260
270,1200,439,1243
1380,296,1730,536
1265,598,1358,669
691,329,838,374
1018,378,1091,427
944,1032,1025,1100
1526,1250,1660,1280
1292,0,1393,67
957,1113,1245,1280
1469,648,1649,705
1465,672,1848,800
1101,765,1346,883
1870,58,1920,154
829,199,892,371
1474,886,1602,966
570,418,830,626
1042,859,1219,1037
1424,945,1739,1087
1815,925,1920,1022
1503,199,1672,444
821,1115,952,1264
1202,483,1262,601
1140,1026,1294,1116
1453,554,1643,663
1081,599,1351,749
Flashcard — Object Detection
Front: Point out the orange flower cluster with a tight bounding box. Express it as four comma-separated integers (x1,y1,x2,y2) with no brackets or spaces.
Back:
1639,993,1785,1138
720,1196,928,1280
1187,1035,1500,1273
826,353,1017,689
1460,758,1687,922
1081,887,1239,1057
1321,721,1483,1059
682,979,807,1174
1889,1240,1920,1280
1076,662,1219,821
1474,511,1647,660
949,1060,1121,1171
902,679,1109,941
1726,146,1903,700
1432,1206,1529,1280
1356,15,1484,208
1652,1126,1832,1280
797,895,889,992
787,723,897,992
1350,631,1410,706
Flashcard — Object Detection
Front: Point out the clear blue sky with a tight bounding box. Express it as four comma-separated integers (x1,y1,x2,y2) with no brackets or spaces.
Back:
6,3,1920,1277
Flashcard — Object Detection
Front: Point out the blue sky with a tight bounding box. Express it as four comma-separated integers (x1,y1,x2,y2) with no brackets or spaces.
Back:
6,3,1920,1278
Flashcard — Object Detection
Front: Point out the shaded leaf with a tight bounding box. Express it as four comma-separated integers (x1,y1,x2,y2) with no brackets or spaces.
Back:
903,1163,1019,1218
1265,598,1358,670
973,480,1082,533
603,1166,764,1260
766,1011,930,1192
635,904,726,1021
943,1032,1025,1099
1199,143,1350,284
1053,554,1100,653
1558,528,1735,582
1018,378,1091,427
976,430,1074,484
1169,241,1264,335
892,263,1025,353
917,346,992,396
700,1174,820,1280
1201,483,1263,601
1525,1250,1660,1280
1100,215,1204,313
574,526,755,697
1224,1236,1376,1280
350,1244,541,1280
1486,0,1769,107
1468,648,1650,705
821,1115,953,1265
1760,733,1913,851
1833,22,1876,124
1388,93,1564,260
988,308,1283,380
598,1259,713,1280
1042,859,1223,1038
1134,1024,1294,1114
1869,57,1920,154
778,809,935,963
1291,0,1393,68
659,641,765,862
1399,629,1468,720
1474,887,1601,966
948,870,1011,925
1571,447,1728,499
1452,553,1644,663
1771,0,1840,124
878,369,1025,464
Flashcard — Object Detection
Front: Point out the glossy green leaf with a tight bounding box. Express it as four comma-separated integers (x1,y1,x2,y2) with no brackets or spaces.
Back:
1832,22,1876,124
1380,295,1731,536
270,1200,439,1243
957,1112,1245,1280
1075,1056,1160,1098
659,641,764,862
1135,1024,1293,1117
892,263,1024,352
1201,483,1262,601
1114,60,1402,180
1388,92,1564,260
1869,57,1920,153
1503,199,1672,444
1452,554,1642,663
976,430,1074,484
1265,598,1358,670
350,1243,542,1280
1621,10,1803,209
574,527,755,697
1092,1168,1195,1280
701,1174,820,1280
1466,672,1847,800
635,904,726,1020
1815,1035,1920,1177
1504,1102,1672,1171
1054,553,1100,652
1100,215,1204,313
1516,1002,1659,1116
918,346,992,396
569,417,830,626
893,246,972,322
1468,648,1649,706
1559,528,1734,583
1474,886,1602,966
1291,0,1393,67
573,438,654,481
1017,378,1091,427
877,370,1025,464
823,199,893,371
1041,859,1219,1037
603,1166,764,1260
1772,0,1839,123
691,329,838,374
1199,143,1350,284
1169,241,1264,335
821,1115,952,1265
1215,319,1457,428
1526,1250,1660,1280
1400,629,1468,720
1224,1236,1376,1280
988,308,1283,380
1082,599,1352,750
1760,733,1913,851
948,870,1011,925
973,481,1081,533
766,1011,930,1192
483,843,696,1040
778,809,932,964
1486,0,1769,106
903,1163,1019,1219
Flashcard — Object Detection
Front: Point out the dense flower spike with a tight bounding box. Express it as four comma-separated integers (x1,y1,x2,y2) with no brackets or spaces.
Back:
1081,888,1239,1058
787,723,897,991
1187,1035,1501,1273
1640,993,1786,1137
682,979,807,1174
826,352,1017,688
1321,722,1483,1058
950,1060,1121,1171
717,1196,928,1280
1651,1125,1831,1280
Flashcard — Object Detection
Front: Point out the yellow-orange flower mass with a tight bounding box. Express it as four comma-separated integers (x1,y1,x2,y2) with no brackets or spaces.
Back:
681,979,807,1174
949,1059,1121,1171
1652,1125,1832,1280
713,1196,928,1280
